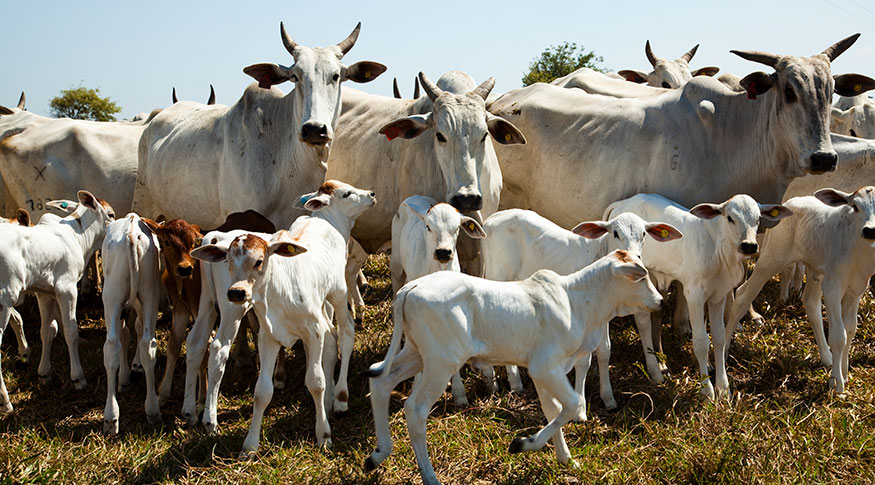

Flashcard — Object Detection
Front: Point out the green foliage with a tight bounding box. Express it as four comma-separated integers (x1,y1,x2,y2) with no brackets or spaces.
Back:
522,42,606,86
49,86,121,121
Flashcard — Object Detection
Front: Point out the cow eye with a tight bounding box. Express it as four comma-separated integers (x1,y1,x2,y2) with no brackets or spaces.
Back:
254,259,263,269
727,216,735,224
426,225,432,232
613,230,619,238
289,73,299,83
784,86,797,103
436,133,447,143
662,82,671,89
332,73,340,82
108,212,115,219
343,192,350,198
481,133,488,143
852,204,860,212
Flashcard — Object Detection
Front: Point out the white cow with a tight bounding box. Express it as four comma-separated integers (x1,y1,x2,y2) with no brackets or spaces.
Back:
831,91,875,139
481,208,681,411
0,191,114,412
605,194,791,399
101,213,162,434
488,35,870,228
0,208,32,366
552,68,669,98
187,181,375,453
363,250,662,484
134,22,385,229
728,187,875,395
616,41,720,88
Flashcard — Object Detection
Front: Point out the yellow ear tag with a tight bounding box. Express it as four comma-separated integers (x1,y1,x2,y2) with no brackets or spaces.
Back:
468,222,476,231
287,244,296,254
195,237,203,246
504,133,511,142
365,71,371,79
855,84,863,92
660,228,669,238
770,208,779,217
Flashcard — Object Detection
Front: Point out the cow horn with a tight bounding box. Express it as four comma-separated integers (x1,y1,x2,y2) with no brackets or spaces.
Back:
413,77,421,99
337,22,361,56
419,72,444,102
730,50,779,68
681,44,699,64
172,87,178,104
393,78,402,99
822,33,861,62
17,92,25,110
645,40,658,67
469,77,496,101
208,84,216,105
280,21,298,56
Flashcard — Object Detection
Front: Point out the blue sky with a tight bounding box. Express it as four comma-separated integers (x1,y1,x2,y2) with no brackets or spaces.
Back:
3,1,875,118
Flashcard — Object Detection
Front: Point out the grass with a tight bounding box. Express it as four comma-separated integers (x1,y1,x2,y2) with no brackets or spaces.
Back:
2,254,875,483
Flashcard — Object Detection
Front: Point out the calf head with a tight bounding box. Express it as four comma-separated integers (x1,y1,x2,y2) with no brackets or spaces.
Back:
379,71,526,213
0,92,26,116
733,34,875,176
294,179,376,223
143,218,203,279
619,41,719,89
191,231,308,304
243,22,386,147
690,194,792,256
415,202,486,267
607,250,663,315
76,190,115,227
572,212,682,255
815,186,875,243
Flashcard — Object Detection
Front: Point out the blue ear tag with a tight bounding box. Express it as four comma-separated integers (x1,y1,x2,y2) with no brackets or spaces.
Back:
299,195,311,205
61,202,68,209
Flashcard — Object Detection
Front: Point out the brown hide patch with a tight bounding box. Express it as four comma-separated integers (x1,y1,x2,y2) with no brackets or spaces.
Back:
614,249,633,263
317,180,340,196
98,198,112,210
235,233,269,253
337,390,348,403
853,186,875,197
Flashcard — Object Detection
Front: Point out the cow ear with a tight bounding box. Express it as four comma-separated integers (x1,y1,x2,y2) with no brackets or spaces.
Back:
190,244,229,263
759,204,793,222
77,190,99,211
15,209,31,227
834,73,875,97
269,240,308,258
379,113,432,141
690,203,722,219
345,61,387,84
739,72,775,99
487,114,526,145
243,63,291,89
304,193,332,211
140,218,162,234
645,223,683,242
831,107,851,133
460,216,487,239
0,106,12,115
618,70,649,84
614,260,649,282
815,188,853,207
692,66,720,77
45,199,78,214
571,221,608,239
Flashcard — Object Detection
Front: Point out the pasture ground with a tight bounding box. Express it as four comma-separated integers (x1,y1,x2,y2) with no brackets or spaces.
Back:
2,254,875,484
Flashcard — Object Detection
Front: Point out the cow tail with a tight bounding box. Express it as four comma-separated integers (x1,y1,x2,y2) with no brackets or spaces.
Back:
361,283,415,378
127,215,141,308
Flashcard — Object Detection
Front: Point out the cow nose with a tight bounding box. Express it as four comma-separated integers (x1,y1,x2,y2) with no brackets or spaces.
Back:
740,242,758,255
301,121,330,145
810,151,838,174
369,191,376,198
227,288,247,303
450,194,483,212
176,265,193,278
434,248,452,263
863,227,875,240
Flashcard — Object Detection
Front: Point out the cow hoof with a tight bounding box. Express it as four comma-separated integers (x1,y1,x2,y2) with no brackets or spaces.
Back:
651,372,665,385
604,399,618,412
146,412,162,425
182,412,199,427
103,419,119,435
1,401,13,413
273,379,285,390
72,378,88,391
572,411,587,423
354,317,363,326
38,374,53,386
204,421,218,435
364,455,378,472
319,438,333,450
508,436,531,454
238,450,257,461
333,400,349,414
14,356,29,368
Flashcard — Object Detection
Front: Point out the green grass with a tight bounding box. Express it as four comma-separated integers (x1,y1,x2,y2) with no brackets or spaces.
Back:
2,254,875,483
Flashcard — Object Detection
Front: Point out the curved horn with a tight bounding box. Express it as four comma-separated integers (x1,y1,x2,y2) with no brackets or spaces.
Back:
17,92,25,110
730,49,779,68
681,44,699,63
822,33,861,62
469,77,496,101
280,21,298,56
208,84,216,105
413,77,421,99
393,78,402,98
172,87,178,104
645,40,658,67
337,22,362,56
418,72,444,102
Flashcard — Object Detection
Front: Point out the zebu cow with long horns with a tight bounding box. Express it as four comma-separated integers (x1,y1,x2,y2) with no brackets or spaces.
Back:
618,40,720,88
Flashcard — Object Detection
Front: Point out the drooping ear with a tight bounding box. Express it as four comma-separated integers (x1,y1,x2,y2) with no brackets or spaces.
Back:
834,73,875,97
243,63,292,89
815,188,853,207
345,61,387,83
614,260,649,282
571,221,609,239
460,216,487,239
15,209,31,226
303,193,332,211
692,66,720,77
618,70,649,84
645,222,683,242
739,71,776,100
690,203,722,219
77,190,99,211
486,113,526,145
140,218,163,235
379,113,432,141
759,204,793,222
45,199,78,214
269,239,308,257
831,107,851,134
190,243,230,263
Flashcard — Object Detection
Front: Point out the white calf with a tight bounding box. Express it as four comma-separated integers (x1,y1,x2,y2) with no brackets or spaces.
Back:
0,191,114,412
390,195,486,406
728,187,875,395
190,180,375,455
0,209,33,366
364,250,662,484
482,208,681,410
606,193,791,399
101,213,162,434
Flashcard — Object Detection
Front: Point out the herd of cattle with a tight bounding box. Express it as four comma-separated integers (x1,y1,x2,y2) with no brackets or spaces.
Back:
2,21,875,483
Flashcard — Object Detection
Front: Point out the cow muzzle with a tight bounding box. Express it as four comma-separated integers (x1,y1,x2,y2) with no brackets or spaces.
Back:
300,121,332,145
450,193,483,212
739,242,759,255
809,151,838,174
434,248,453,264
176,265,193,278
227,287,248,304
863,226,875,240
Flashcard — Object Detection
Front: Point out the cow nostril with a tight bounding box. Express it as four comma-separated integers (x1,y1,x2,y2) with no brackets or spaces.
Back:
810,152,838,173
740,242,758,255
863,227,875,240
369,192,376,197
177,266,193,277
227,288,246,303
434,249,452,262
449,194,483,212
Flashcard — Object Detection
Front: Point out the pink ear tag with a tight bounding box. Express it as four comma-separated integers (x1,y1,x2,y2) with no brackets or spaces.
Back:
385,126,402,141
746,81,757,100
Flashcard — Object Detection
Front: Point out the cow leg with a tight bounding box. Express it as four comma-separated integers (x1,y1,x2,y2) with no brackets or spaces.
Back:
802,277,832,368
239,328,281,458
36,295,59,383
633,311,664,384
450,370,468,407
779,265,796,302
823,284,847,394
0,306,14,412
709,295,730,400
117,310,133,390
202,304,247,434
158,305,189,405
595,334,617,410
130,308,144,375
302,323,332,447
181,299,218,425
532,380,574,467
672,287,691,337
102,297,125,434
509,365,580,464
55,290,86,390
405,362,457,485
232,312,256,369
8,309,29,364
685,289,714,400
840,291,862,386
138,297,161,423
572,353,591,421
506,365,524,392
327,291,355,412
321,329,337,414
792,263,806,295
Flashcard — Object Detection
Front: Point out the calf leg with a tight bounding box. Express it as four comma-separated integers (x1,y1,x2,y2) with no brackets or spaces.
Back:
182,302,217,426
202,305,247,434
232,312,256,369
573,353,591,421
138,301,161,424
405,363,458,485
55,290,86,389
102,301,125,434
328,291,356,412
533,381,574,466
240,330,282,458
0,306,14,412
595,335,617,410
685,289,714,400
158,305,189,404
450,370,468,407
8,309,29,364
633,311,664,383
840,292,862,386
36,295,59,383
302,324,332,447
506,365,524,393
802,278,832,368
709,296,730,399
823,285,847,394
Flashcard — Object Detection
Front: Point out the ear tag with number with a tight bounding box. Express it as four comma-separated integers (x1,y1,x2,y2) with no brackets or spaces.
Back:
287,244,296,254
661,228,669,238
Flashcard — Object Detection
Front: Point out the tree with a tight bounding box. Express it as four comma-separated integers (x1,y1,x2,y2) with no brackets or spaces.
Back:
522,42,606,86
49,86,122,121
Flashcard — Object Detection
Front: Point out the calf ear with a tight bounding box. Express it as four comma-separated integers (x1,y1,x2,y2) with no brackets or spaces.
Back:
645,223,683,242
690,203,722,219
759,204,793,222
831,107,850,133
243,63,292,89
345,61,387,84
45,199,78,214
460,216,487,239
15,209,31,227
739,71,776,99
692,66,720,77
814,188,853,207
615,261,649,282
303,193,332,211
379,113,432,141
190,244,229,263
77,190,100,211
487,113,526,145
269,240,308,258
571,221,609,239
141,218,163,235
834,73,875,97
618,70,649,84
